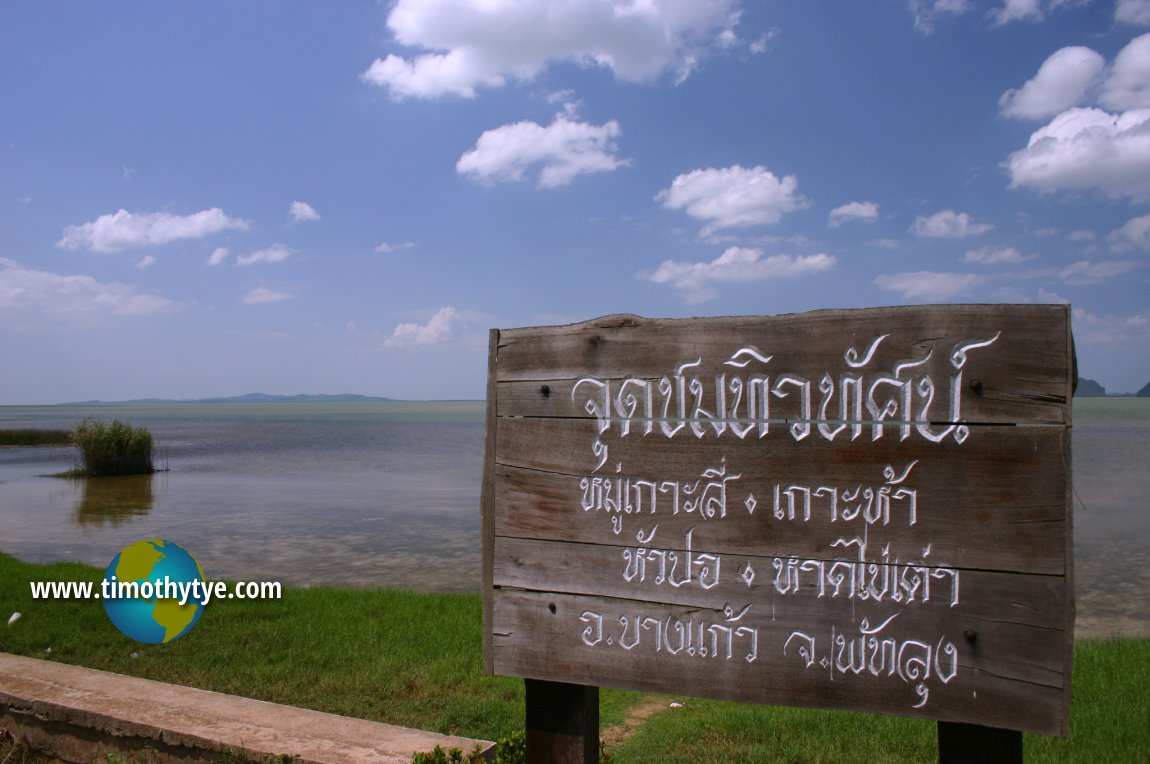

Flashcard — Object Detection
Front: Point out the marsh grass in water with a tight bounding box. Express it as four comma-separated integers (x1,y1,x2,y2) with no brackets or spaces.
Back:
0,428,71,447
0,553,1144,762
65,418,155,477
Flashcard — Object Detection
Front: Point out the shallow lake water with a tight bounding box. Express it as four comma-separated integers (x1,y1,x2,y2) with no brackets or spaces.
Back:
0,399,1147,637
0,403,486,592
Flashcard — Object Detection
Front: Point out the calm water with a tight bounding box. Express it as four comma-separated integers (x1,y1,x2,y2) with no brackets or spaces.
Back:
0,403,486,592
0,399,1147,636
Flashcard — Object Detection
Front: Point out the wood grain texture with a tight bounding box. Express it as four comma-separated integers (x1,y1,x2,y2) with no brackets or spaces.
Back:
492,422,1067,574
481,329,499,674
491,589,1066,735
482,306,1073,736
495,306,1069,424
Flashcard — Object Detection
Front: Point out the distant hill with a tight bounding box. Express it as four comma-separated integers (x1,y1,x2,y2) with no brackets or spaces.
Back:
1138,382,1150,398
61,393,403,405
1075,377,1107,397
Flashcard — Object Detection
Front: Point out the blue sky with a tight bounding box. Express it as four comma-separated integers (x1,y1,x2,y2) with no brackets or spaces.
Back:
2,0,1149,403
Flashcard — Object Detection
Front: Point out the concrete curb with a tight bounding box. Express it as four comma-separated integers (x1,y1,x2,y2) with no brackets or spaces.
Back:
0,652,494,763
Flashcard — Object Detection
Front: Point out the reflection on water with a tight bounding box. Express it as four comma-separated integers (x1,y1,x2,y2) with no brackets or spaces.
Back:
72,474,157,527
0,399,1148,638
0,402,487,594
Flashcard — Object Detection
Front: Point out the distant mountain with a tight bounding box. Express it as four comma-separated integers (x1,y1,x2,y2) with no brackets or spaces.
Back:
1075,377,1107,397
1138,382,1150,398
61,393,403,405
192,393,402,404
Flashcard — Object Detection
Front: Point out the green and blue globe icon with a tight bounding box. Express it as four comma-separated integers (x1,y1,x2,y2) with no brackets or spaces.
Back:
102,539,204,644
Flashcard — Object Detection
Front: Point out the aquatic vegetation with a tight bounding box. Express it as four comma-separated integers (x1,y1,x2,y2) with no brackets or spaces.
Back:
70,418,154,476
0,429,71,446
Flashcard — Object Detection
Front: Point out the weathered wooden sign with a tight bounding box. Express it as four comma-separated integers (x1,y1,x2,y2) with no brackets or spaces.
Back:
482,305,1073,738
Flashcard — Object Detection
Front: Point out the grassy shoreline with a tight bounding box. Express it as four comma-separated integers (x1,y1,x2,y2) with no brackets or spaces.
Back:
0,429,71,447
0,552,1145,762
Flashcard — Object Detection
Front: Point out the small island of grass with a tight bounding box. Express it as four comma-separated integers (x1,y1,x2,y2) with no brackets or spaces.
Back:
53,418,156,477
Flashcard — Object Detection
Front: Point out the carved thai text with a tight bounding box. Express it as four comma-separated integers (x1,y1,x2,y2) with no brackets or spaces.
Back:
579,460,740,534
770,536,960,607
571,334,1000,470
784,615,959,708
579,604,758,662
621,528,721,590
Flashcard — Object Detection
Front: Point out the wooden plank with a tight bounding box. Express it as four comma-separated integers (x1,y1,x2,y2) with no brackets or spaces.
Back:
490,589,1067,736
492,421,1067,575
495,306,1069,425
497,372,1061,425
481,329,499,674
492,537,1067,688
493,537,1066,628
938,722,1022,763
524,679,598,764
1061,421,1076,732
1060,318,1076,731
494,413,1067,480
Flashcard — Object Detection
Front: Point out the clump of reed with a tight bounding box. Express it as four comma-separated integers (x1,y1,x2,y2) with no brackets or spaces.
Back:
70,418,154,476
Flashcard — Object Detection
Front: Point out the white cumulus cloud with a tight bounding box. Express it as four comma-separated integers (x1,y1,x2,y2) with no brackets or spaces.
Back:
237,244,293,267
457,115,628,188
1000,35,1150,120
990,0,1083,26
642,247,836,303
1099,33,1150,111
1110,213,1150,250
207,247,230,266
828,201,879,228
963,245,1036,264
385,306,465,348
999,46,1106,120
288,201,320,223
376,241,416,254
910,210,994,238
1005,107,1150,200
911,0,972,34
242,287,294,305
873,271,985,301
58,208,248,253
362,0,740,100
991,0,1044,25
1073,307,1150,348
1058,259,1141,285
656,165,807,236
0,258,173,318
1117,0,1150,25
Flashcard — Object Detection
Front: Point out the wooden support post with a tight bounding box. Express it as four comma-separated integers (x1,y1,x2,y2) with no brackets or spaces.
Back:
938,721,1023,764
525,679,598,764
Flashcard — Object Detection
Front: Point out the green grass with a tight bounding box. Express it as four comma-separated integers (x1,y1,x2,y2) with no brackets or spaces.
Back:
0,553,638,743
0,428,71,447
587,643,1150,763
1,552,1145,762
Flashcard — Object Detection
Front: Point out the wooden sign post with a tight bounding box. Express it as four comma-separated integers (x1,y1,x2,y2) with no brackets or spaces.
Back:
482,305,1073,762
